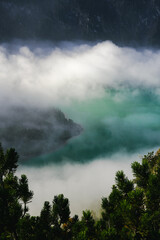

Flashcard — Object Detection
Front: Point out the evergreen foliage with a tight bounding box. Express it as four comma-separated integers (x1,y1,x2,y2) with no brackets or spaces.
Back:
1,143,160,239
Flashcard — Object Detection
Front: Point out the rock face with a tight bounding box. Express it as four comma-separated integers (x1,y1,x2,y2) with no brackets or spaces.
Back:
0,0,160,45
0,107,83,160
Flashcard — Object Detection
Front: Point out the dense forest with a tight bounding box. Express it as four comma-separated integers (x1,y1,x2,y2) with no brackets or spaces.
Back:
1,144,160,239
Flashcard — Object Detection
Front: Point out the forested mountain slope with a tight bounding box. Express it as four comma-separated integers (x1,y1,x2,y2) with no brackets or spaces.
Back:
0,0,160,45
0,108,82,161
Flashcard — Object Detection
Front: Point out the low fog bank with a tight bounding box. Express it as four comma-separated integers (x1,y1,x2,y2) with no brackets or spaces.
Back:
17,149,158,217
1,40,160,111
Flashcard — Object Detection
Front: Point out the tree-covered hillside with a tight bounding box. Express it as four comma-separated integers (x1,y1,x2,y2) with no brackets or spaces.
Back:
1,144,160,239
0,0,160,45
0,108,82,161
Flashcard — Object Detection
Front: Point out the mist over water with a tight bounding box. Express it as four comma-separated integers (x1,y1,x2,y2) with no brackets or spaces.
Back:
1,40,160,215
28,87,160,166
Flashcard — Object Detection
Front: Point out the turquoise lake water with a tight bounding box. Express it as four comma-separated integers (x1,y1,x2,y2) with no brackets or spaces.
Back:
25,87,160,166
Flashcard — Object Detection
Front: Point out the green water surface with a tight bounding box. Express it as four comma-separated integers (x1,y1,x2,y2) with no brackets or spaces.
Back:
26,87,160,166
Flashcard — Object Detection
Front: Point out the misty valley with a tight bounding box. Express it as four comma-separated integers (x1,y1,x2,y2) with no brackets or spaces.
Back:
1,40,160,239
1,1,160,239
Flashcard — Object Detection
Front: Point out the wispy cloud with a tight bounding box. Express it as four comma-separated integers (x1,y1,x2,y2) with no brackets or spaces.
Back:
0,41,160,110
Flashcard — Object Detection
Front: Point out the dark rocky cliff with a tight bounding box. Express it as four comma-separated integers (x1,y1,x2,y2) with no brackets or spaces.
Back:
0,0,160,46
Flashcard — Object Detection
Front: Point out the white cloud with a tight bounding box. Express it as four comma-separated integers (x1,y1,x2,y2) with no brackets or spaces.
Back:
0,41,160,110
